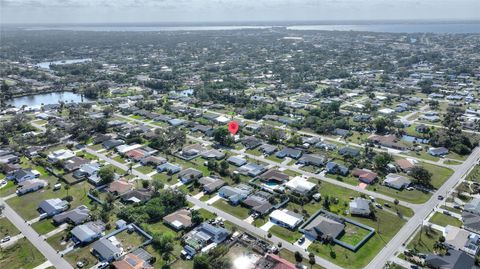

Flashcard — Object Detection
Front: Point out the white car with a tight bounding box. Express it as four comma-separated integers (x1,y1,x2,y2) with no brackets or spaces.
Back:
0,236,11,243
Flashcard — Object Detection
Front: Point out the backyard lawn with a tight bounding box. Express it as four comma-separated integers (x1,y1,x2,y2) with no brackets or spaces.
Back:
64,245,98,268
31,219,58,235
0,238,46,269
406,227,441,253
338,222,371,246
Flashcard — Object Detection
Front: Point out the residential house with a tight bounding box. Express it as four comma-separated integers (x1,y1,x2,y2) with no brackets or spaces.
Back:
241,136,263,149
178,168,203,184
297,154,326,167
284,176,316,195
383,174,411,190
63,156,90,172
10,168,40,183
157,162,182,174
275,147,303,159
238,163,267,177
198,176,225,194
71,221,105,245
428,147,449,157
140,155,166,166
259,144,277,155
303,215,345,242
74,163,101,185
182,222,230,257
338,147,360,157
103,139,125,150
325,162,349,176
178,144,206,160
38,198,69,217
112,253,153,269
92,238,123,261
218,184,253,205
201,149,225,160
462,211,480,234
120,189,154,204
47,149,75,162
443,225,480,256
464,198,480,215
163,209,192,230
16,179,47,195
242,192,273,216
108,180,134,196
368,135,408,151
227,156,247,167
269,209,303,230
258,169,289,184
53,205,90,225
352,168,378,184
254,254,296,269
395,159,415,172
425,249,475,269
349,198,371,216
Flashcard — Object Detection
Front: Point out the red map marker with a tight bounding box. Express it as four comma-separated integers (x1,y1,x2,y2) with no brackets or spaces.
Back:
228,121,239,135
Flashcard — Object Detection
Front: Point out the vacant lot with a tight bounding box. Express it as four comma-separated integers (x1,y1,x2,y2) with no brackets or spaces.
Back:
429,212,462,228
0,238,46,269
0,217,20,237
212,199,250,219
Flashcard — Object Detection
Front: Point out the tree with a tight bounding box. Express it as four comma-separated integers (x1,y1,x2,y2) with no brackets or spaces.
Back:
191,209,204,225
193,254,210,269
152,232,174,263
373,117,389,134
308,253,315,268
373,152,393,170
410,166,432,188
98,166,115,185
294,251,303,263
213,127,234,147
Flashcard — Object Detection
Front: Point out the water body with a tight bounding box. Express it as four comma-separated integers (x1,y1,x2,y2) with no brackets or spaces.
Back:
6,91,92,108
35,58,92,70
23,22,480,33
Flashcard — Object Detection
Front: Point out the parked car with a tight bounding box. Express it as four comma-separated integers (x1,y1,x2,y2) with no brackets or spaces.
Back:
443,211,451,216
437,195,444,200
1,236,11,243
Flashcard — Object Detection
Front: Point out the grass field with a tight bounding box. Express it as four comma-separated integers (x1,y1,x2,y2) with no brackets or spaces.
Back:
0,217,20,237
372,184,430,204
64,245,98,268
466,165,480,182
338,222,371,246
0,180,16,197
420,163,453,189
0,238,46,269
135,165,155,175
212,200,250,219
278,249,326,269
429,212,463,227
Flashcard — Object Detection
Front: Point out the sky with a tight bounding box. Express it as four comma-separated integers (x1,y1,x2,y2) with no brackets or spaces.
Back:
1,0,480,24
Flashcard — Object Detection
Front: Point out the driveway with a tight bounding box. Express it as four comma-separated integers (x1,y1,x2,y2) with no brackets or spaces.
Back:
260,221,275,231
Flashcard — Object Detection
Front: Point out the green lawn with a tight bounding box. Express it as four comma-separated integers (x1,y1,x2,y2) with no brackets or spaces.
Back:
372,184,430,204
64,246,98,268
0,238,46,269
46,230,69,251
31,220,58,235
278,249,326,269
444,159,462,165
406,227,441,253
429,212,462,227
212,200,250,219
113,155,127,164
420,163,453,189
135,165,155,175
308,210,406,269
7,181,92,220
403,150,439,162
0,217,20,237
0,180,16,197
466,165,480,182
338,222,372,246
269,225,303,243
245,149,262,156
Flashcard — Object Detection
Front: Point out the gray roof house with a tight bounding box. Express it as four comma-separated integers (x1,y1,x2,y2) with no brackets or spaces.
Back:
349,198,371,216
464,198,480,216
200,149,225,160
53,205,90,225
259,144,277,155
10,168,40,183
428,147,449,157
275,148,303,159
92,238,122,261
383,174,411,190
178,168,203,184
198,177,225,194
297,154,326,167
227,156,247,167
157,162,182,174
325,162,349,176
183,222,231,252
303,215,345,242
38,198,69,217
218,184,253,205
16,179,47,195
238,162,267,177
425,249,475,269
242,192,273,216
338,147,360,157
71,221,105,245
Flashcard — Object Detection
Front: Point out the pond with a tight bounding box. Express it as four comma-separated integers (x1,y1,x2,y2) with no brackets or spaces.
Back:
35,58,92,70
6,91,93,108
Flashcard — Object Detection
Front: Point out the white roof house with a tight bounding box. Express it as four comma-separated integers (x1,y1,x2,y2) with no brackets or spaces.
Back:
48,149,75,162
116,144,143,154
215,115,230,124
284,176,316,194
269,209,303,229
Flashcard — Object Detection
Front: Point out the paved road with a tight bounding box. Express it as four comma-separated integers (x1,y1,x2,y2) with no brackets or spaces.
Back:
1,198,74,269
186,195,343,269
366,146,480,269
